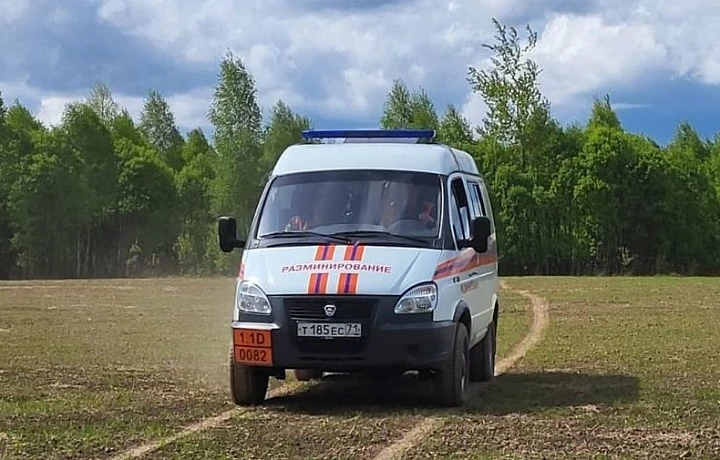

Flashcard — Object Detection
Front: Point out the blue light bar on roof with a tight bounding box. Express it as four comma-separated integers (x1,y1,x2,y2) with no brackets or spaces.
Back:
301,129,435,143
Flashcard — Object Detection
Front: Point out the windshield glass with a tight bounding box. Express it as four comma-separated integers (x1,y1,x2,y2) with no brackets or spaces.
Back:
255,170,442,240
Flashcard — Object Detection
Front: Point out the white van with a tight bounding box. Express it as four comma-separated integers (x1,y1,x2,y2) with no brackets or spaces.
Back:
218,129,499,407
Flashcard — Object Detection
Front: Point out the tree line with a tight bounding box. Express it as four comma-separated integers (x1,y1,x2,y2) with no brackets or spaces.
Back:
1,18,719,279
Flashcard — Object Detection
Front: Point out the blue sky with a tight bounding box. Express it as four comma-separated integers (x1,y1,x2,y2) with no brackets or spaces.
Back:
2,0,720,146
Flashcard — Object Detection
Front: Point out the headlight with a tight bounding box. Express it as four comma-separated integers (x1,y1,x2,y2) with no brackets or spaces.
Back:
235,281,272,316
394,283,437,314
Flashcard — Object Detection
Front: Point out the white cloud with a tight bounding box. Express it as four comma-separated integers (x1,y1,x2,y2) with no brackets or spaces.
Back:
530,13,669,108
0,79,213,132
94,0,519,120
35,96,76,126
6,0,720,132
0,0,29,25
460,92,487,131
164,88,214,131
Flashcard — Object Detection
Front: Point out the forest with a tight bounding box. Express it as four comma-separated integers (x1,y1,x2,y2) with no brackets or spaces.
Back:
1,19,719,280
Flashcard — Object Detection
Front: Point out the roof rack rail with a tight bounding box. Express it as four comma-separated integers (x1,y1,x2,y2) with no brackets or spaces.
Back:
301,129,436,144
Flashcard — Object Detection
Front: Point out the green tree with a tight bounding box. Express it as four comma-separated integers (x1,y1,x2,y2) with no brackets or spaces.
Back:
0,91,16,278
112,109,145,146
261,100,311,173
86,81,120,126
379,79,413,128
60,102,119,277
571,98,642,275
467,18,549,170
115,137,179,276
139,90,185,170
175,129,216,274
436,104,474,148
662,122,720,273
5,122,88,278
379,80,439,130
209,51,263,141
207,51,265,272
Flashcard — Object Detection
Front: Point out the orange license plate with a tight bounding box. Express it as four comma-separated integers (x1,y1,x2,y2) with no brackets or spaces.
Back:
233,328,273,366
233,346,273,366
233,329,272,347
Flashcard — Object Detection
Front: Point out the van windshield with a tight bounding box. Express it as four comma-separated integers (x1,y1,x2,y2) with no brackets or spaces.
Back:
255,170,442,241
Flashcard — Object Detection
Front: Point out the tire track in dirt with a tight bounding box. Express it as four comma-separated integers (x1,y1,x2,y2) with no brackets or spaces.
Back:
109,381,308,460
112,279,549,460
371,279,550,460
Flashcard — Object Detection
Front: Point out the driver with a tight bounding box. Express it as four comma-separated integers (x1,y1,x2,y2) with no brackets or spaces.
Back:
416,190,437,227
391,183,437,229
285,196,323,232
284,184,343,231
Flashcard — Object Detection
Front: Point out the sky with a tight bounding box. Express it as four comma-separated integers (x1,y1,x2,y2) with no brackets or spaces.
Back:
2,0,720,146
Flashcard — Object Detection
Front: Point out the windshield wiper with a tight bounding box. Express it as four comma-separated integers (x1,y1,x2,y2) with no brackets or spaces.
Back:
331,230,430,245
261,231,351,244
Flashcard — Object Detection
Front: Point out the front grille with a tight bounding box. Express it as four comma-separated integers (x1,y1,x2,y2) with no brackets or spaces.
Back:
283,297,378,356
284,298,376,321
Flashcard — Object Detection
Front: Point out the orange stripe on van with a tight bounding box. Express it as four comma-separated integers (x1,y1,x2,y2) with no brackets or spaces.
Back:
337,273,359,294
307,273,329,294
314,244,336,261
343,244,365,261
432,240,498,281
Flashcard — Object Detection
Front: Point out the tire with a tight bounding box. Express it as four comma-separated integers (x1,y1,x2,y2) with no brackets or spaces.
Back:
469,317,496,382
229,348,270,405
435,323,470,407
294,369,323,381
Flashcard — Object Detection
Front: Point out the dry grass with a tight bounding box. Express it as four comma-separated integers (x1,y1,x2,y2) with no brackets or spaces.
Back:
143,282,535,459
0,277,240,459
0,277,533,459
405,277,720,459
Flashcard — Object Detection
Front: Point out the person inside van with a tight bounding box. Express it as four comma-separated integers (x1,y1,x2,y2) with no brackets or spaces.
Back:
283,183,347,231
380,180,438,231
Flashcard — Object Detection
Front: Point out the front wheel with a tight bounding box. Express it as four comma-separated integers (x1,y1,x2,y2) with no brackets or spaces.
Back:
434,323,470,407
230,349,270,405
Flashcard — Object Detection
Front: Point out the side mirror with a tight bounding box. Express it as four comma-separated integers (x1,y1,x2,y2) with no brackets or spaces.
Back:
218,216,246,253
469,216,491,253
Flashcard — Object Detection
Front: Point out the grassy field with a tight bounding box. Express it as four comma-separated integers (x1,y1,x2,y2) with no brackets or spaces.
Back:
0,278,240,459
406,277,720,459
1,276,718,459
0,277,532,459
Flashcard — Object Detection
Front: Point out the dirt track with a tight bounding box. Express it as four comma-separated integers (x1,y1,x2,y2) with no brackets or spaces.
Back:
370,279,549,460
112,279,548,460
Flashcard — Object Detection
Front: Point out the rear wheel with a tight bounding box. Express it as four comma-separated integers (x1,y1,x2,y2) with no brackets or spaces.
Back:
469,316,496,382
229,348,270,405
294,369,324,381
435,323,470,407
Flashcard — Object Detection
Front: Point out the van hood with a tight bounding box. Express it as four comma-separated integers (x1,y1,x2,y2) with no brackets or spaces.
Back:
238,244,441,296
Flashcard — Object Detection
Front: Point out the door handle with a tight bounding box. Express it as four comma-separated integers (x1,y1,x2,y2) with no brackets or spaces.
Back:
469,271,478,277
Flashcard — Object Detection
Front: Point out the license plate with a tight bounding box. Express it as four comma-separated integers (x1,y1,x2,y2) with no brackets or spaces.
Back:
233,346,273,366
297,322,361,338
233,328,273,366
233,328,272,347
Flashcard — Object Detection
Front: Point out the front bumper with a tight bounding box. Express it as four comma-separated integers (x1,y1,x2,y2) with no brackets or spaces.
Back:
231,295,456,372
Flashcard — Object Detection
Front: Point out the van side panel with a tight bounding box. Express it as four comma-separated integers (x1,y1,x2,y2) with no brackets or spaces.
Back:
431,243,498,324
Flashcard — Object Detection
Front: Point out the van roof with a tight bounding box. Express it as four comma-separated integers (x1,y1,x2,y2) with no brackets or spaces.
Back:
271,142,481,177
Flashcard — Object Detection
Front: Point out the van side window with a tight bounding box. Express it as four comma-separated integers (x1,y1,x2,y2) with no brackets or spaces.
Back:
450,177,471,241
478,184,495,233
467,181,486,217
